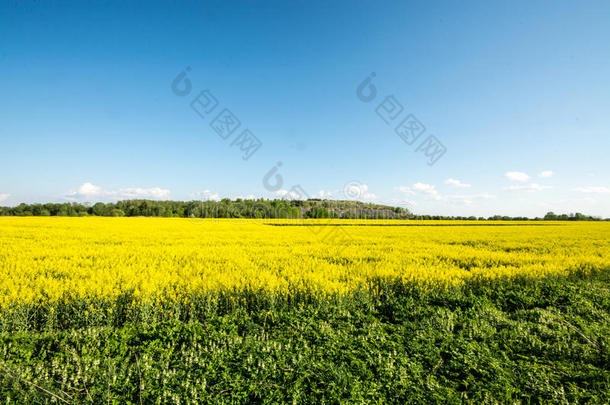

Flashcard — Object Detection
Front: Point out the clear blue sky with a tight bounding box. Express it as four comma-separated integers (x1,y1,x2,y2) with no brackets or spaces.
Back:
1,0,609,217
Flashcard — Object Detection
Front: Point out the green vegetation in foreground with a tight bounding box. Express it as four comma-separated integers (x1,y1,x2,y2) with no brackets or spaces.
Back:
1,271,609,403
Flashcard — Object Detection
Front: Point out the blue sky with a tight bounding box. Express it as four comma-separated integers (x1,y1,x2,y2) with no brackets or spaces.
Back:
1,0,609,217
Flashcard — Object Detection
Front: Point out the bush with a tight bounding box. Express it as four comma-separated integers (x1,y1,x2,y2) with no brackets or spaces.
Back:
1,271,608,403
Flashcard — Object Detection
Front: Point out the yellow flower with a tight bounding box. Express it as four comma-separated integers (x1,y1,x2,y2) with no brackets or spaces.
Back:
0,217,608,311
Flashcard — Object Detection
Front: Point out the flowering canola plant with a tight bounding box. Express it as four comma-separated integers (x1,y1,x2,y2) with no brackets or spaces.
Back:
0,217,609,309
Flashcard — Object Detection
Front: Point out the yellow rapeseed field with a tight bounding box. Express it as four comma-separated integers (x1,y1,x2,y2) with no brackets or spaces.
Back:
1,217,609,308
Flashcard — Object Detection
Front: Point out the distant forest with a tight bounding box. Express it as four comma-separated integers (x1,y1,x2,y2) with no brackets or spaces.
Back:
0,200,606,221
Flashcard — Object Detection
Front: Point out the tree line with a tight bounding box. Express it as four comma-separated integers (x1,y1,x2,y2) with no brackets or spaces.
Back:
0,199,411,219
0,200,606,221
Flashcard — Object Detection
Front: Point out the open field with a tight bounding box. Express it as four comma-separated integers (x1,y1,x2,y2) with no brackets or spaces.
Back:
1,218,609,402
1,217,609,313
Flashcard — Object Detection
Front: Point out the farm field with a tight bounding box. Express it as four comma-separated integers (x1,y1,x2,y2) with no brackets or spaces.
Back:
1,217,609,402
1,217,609,312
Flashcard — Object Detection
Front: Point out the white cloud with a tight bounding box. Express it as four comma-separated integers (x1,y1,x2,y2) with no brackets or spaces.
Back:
385,198,417,208
573,186,610,194
505,171,530,182
0,193,10,203
118,187,170,199
573,197,598,204
398,183,494,206
446,193,495,205
343,183,377,201
362,193,378,201
67,182,170,201
554,197,597,205
275,189,303,199
318,190,334,198
397,183,441,200
505,183,551,191
74,182,102,197
192,190,220,201
412,182,441,200
449,193,495,201
396,186,415,195
235,194,257,200
445,178,471,188
539,170,553,178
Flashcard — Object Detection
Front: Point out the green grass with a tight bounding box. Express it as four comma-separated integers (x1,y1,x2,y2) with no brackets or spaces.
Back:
1,271,609,403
